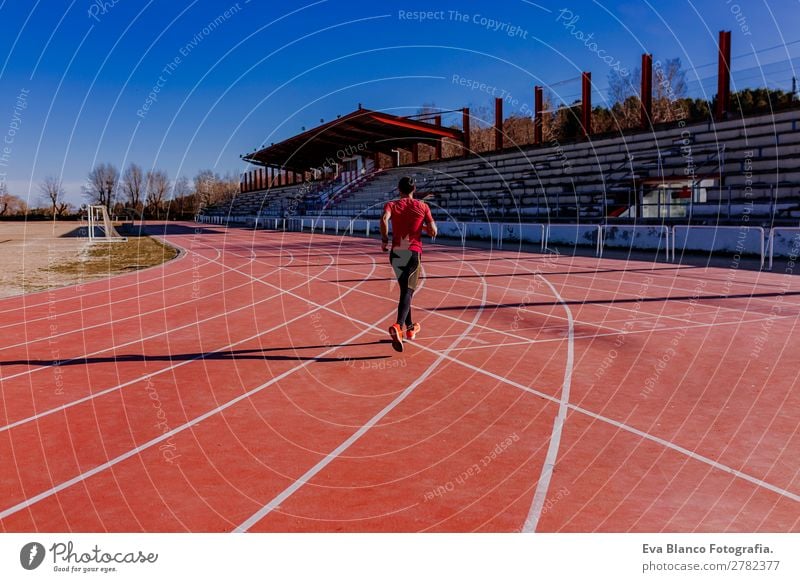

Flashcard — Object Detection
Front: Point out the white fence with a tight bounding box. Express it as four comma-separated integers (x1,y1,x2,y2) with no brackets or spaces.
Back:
768,227,800,270
441,221,546,250
196,215,800,271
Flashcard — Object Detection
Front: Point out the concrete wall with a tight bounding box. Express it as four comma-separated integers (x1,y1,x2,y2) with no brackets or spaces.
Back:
770,228,800,258
547,224,601,247
602,225,669,252
674,225,764,256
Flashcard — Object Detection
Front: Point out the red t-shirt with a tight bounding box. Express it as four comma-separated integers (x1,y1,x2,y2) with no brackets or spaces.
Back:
384,197,433,253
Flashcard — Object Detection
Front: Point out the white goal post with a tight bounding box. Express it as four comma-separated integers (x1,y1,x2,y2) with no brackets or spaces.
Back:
87,205,127,242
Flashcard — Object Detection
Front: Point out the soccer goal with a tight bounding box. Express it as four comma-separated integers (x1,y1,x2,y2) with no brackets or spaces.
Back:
87,205,127,242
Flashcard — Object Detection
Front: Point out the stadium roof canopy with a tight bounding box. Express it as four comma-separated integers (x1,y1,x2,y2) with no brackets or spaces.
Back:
241,107,463,172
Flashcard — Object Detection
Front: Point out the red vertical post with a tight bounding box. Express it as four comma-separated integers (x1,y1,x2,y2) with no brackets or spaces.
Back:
716,30,732,121
641,54,653,129
534,86,543,144
462,107,471,154
268,167,274,188
581,72,592,138
246,171,251,192
434,115,442,159
494,97,503,150
411,143,419,164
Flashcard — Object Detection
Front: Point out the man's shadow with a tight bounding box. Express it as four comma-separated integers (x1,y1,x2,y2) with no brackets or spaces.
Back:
1,340,392,367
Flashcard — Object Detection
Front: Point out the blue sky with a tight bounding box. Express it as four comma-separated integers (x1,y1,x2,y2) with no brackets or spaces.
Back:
0,0,798,205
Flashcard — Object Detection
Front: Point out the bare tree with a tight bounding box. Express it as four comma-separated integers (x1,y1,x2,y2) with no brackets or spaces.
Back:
653,58,688,123
121,163,144,213
220,171,240,199
0,186,9,216
173,175,191,199
540,91,560,141
0,185,27,216
416,102,438,116
504,115,534,148
608,57,687,126
84,163,118,212
194,169,217,210
193,169,238,210
145,169,170,219
468,104,494,153
39,176,65,218
168,175,194,217
608,68,642,129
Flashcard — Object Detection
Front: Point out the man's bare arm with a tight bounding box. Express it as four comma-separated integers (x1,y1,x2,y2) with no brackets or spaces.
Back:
427,218,438,238
380,207,391,251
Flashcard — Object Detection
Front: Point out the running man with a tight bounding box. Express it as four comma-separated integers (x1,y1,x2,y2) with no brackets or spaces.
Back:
380,176,437,352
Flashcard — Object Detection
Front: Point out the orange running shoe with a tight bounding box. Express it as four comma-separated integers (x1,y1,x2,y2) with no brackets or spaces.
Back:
388,323,404,352
406,322,421,341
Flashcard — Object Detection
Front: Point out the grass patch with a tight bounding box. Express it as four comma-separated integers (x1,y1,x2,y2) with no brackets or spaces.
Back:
50,235,178,276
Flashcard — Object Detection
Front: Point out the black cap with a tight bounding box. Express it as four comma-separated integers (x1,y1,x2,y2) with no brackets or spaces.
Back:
398,176,416,195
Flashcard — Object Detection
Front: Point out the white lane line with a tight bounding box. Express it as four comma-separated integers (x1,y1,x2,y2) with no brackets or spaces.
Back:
0,251,367,432
443,311,800,351
335,260,629,331
0,248,314,382
520,254,800,316
0,244,262,332
234,259,490,532
0,251,267,351
575,405,800,504
284,237,800,507
292,247,800,506
427,250,800,325
522,275,574,533
0,308,390,523
0,258,381,519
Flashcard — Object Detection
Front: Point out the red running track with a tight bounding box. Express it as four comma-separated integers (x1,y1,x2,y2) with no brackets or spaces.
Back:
0,222,798,532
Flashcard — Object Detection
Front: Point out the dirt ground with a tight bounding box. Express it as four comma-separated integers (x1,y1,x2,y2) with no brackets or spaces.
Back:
0,221,177,298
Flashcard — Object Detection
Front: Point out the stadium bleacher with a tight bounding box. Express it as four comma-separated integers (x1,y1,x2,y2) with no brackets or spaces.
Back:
203,107,800,226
